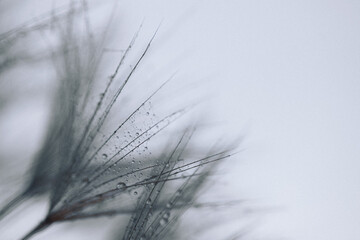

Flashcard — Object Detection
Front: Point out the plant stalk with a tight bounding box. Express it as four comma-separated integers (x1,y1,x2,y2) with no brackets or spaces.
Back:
21,220,51,240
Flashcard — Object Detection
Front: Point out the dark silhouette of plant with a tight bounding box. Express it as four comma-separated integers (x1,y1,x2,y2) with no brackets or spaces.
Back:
0,1,111,220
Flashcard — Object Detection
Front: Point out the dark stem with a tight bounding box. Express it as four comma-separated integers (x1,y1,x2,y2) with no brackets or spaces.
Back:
21,220,51,240
0,190,28,220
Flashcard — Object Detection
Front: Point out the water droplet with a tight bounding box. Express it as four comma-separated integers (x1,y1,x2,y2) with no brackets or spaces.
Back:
163,212,170,219
136,132,140,136
102,153,108,159
160,218,168,226
146,199,152,205
166,203,172,208
117,182,127,190
133,191,138,195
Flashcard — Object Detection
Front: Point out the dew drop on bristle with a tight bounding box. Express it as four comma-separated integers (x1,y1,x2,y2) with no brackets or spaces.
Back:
175,190,182,196
116,182,127,190
160,218,168,226
102,153,107,159
163,212,170,219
